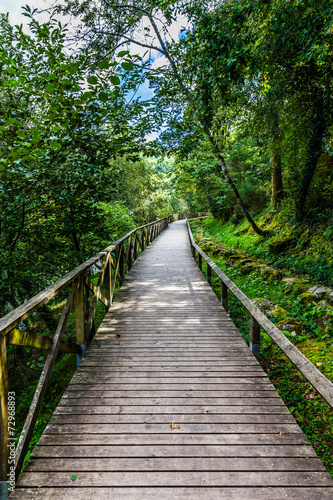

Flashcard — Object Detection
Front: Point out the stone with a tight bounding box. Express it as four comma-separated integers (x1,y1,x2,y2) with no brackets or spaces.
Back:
307,285,332,300
251,298,276,318
318,300,332,312
276,318,304,335
260,266,282,280
272,306,288,320
299,292,316,305
241,263,257,275
329,292,333,305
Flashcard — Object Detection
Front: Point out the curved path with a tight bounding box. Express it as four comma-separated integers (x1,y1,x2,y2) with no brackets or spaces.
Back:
12,221,333,498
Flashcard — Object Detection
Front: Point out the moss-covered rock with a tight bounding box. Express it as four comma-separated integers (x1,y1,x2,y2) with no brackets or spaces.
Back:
276,318,304,334
260,266,283,280
241,262,260,275
308,285,332,300
272,305,288,320
251,298,276,317
299,292,316,305
328,292,333,305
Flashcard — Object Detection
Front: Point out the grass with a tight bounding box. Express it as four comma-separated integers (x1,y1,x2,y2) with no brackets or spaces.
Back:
190,217,333,477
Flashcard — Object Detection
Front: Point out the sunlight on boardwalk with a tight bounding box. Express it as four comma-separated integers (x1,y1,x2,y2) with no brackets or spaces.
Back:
12,221,333,499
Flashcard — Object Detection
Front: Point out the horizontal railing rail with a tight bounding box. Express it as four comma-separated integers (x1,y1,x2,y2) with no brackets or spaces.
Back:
186,218,333,410
0,215,172,485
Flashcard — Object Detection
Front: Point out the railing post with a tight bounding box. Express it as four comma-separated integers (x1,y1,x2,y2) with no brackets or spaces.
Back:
221,282,228,311
75,276,85,366
104,253,112,307
191,243,195,258
75,276,85,345
250,316,260,361
0,334,9,492
207,264,212,285
119,245,125,284
198,253,202,271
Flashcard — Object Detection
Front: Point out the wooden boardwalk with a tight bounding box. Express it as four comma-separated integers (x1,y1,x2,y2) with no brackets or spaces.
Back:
12,221,333,498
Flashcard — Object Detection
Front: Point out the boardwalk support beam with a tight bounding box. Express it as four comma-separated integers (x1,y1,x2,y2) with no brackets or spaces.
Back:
250,315,261,361
221,282,228,310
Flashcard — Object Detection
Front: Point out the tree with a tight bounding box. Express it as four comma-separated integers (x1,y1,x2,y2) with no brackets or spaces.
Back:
58,0,268,235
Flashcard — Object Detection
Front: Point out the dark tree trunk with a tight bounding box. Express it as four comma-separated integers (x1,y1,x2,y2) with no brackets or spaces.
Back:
271,109,283,207
295,92,326,220
148,14,267,237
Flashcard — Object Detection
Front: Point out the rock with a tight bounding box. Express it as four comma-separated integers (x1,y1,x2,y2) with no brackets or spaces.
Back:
260,266,282,280
276,318,303,335
329,292,333,305
282,278,297,285
223,249,235,258
228,254,246,264
282,277,309,293
252,298,276,318
307,285,332,300
241,263,256,275
318,300,332,312
299,292,316,305
272,306,288,320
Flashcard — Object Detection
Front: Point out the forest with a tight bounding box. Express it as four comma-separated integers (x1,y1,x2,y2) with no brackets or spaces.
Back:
1,0,333,480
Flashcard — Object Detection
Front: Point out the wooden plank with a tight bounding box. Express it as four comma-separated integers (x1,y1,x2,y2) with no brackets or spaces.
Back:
10,487,333,500
59,397,287,407
75,275,85,344
50,413,295,424
6,329,81,354
27,457,325,472
34,432,311,446
83,276,108,308
16,471,333,487
43,423,301,434
54,405,290,415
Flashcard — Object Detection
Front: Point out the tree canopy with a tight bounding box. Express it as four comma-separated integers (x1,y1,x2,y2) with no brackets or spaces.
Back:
1,0,333,313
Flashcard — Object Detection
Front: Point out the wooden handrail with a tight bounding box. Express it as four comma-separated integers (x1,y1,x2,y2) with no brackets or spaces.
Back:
0,216,172,338
186,219,333,409
0,214,172,485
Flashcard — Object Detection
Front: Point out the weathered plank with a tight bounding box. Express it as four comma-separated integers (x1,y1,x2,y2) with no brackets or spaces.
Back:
28,457,325,472
10,487,333,500
16,471,333,487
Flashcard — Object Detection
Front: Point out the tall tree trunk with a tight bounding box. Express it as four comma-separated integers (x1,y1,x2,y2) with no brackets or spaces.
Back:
295,92,326,220
271,109,283,207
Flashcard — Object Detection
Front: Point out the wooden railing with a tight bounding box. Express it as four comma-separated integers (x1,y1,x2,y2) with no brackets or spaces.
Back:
0,215,172,483
186,219,333,410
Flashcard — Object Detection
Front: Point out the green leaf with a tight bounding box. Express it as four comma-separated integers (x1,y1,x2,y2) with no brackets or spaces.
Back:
98,59,110,69
45,83,56,92
70,475,77,481
118,50,130,57
69,64,78,74
110,75,120,86
121,62,133,71
98,91,108,102
87,76,98,85
6,67,16,75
